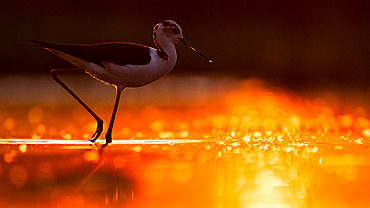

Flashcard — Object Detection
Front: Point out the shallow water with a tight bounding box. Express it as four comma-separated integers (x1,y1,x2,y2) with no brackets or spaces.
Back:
1,140,370,208
1,75,370,207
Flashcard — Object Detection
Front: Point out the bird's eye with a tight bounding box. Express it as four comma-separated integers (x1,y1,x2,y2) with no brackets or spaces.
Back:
172,29,179,34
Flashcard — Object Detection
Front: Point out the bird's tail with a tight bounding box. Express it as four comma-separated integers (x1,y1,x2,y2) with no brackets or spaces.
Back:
18,37,49,47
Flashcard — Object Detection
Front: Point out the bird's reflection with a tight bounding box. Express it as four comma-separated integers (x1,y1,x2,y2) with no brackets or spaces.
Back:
61,146,136,207
1,141,368,208
0,144,136,207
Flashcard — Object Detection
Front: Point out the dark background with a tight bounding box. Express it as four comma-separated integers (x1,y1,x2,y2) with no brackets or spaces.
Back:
1,0,369,88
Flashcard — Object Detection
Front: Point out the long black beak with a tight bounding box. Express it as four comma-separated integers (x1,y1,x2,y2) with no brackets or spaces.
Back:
179,38,212,63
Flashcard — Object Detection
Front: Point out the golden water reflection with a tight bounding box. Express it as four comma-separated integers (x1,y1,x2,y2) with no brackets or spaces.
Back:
1,141,369,208
2,77,370,207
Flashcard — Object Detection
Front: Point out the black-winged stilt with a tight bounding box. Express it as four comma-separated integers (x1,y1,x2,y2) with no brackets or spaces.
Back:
27,20,212,146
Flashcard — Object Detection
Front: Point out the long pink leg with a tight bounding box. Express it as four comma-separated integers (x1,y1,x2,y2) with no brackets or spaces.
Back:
51,68,103,142
104,86,124,145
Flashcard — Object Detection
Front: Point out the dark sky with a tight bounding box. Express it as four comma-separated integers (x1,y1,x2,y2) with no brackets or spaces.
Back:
1,0,369,88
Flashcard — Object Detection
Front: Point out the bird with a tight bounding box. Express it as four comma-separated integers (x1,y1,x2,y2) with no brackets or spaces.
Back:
26,20,212,146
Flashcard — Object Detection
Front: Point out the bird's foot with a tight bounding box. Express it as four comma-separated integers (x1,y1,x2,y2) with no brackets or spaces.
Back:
102,142,111,148
104,129,113,144
99,140,112,153
105,134,112,146
89,121,104,143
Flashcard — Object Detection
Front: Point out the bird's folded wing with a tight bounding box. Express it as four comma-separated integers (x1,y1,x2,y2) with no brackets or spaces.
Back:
26,39,152,67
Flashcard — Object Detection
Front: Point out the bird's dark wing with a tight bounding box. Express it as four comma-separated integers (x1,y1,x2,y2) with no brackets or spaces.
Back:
26,39,152,66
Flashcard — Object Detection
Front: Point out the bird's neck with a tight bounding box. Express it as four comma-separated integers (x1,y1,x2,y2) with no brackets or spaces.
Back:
154,35,177,62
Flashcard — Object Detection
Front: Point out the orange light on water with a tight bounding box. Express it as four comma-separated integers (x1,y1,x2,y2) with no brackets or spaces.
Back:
9,165,28,187
362,129,370,137
83,150,99,162
3,118,15,131
62,133,72,140
2,77,370,208
4,150,17,163
18,144,27,153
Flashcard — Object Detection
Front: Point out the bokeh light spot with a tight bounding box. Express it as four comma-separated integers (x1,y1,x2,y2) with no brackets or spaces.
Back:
151,120,163,132
28,106,43,125
362,129,370,137
19,144,27,153
83,150,99,162
3,118,15,131
62,133,72,140
32,134,41,139
36,124,46,134
159,131,174,138
4,150,17,163
132,145,142,152
9,165,28,187
177,131,189,138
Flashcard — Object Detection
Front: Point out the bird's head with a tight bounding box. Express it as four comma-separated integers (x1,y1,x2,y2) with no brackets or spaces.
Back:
154,20,212,62
154,20,184,43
